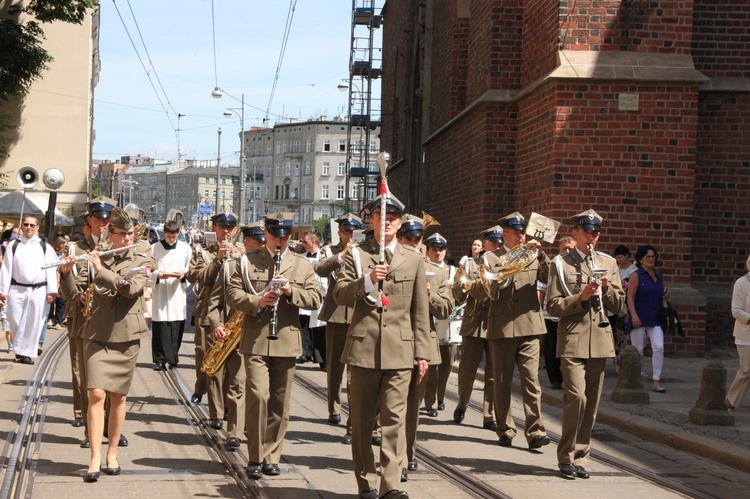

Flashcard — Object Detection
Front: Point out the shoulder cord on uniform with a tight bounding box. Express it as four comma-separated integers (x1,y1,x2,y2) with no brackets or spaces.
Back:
352,245,378,307
554,255,574,297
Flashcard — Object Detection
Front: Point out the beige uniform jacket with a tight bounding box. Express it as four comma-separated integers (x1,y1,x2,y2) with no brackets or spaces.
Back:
74,246,155,343
484,248,549,339
333,240,432,370
205,256,243,332
316,242,353,324
547,249,624,358
186,244,223,323
226,249,322,357
426,260,453,364
452,257,490,338
59,235,96,339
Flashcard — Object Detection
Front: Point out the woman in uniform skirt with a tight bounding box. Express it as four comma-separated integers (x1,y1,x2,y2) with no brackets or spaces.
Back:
62,207,154,482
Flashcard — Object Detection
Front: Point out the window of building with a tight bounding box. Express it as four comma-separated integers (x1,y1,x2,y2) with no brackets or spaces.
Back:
304,184,310,199
337,185,345,199
337,162,345,176
321,209,329,218
267,145,271,155
306,139,311,152
370,140,376,152
305,161,311,175
324,139,331,152
322,184,329,199
294,164,299,176
276,142,280,154
285,162,291,176
275,185,279,199
275,163,280,177
351,185,358,199
283,142,288,153
339,139,346,152
322,162,330,175
303,208,310,224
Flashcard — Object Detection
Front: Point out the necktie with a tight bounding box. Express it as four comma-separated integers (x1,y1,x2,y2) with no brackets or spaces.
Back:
384,248,393,265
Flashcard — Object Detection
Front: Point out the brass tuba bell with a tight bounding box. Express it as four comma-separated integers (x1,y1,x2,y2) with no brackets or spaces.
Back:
422,211,440,232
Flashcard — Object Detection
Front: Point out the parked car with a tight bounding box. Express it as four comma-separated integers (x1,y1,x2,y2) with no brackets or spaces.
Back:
144,223,187,245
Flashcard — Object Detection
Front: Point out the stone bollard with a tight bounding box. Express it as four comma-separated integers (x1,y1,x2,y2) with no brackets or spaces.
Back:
611,345,650,404
688,360,734,426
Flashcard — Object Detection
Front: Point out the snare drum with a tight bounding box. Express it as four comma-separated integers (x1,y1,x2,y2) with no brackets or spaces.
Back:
436,316,463,345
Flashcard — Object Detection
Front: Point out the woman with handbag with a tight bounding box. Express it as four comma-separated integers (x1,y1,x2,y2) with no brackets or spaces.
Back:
627,245,670,393
726,255,750,410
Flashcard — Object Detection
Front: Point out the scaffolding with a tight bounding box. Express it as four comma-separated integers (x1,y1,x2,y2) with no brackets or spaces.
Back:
344,0,383,215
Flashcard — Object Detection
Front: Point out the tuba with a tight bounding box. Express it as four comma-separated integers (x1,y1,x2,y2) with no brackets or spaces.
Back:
201,309,245,375
422,212,440,232
479,243,539,295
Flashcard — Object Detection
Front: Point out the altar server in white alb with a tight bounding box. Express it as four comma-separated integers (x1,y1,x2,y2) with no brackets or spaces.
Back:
0,215,58,365
150,220,193,370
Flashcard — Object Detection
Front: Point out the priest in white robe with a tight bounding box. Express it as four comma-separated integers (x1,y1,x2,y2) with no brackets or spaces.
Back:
150,221,192,369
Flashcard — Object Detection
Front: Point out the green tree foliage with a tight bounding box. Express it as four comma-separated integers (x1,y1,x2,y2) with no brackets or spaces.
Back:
0,0,98,163
311,217,330,241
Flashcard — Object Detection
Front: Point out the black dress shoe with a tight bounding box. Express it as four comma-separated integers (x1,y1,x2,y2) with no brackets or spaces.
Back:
72,417,85,427
483,421,498,432
380,490,409,499
371,436,381,446
18,356,34,365
400,467,408,482
358,490,378,499
437,401,445,411
225,437,241,451
37,347,43,356
296,355,311,364
328,413,341,424
153,363,166,371
118,434,128,447
426,408,438,417
83,470,100,483
262,463,280,476
407,460,418,471
498,435,513,447
80,437,90,448
102,465,121,476
319,363,327,372
208,419,223,430
528,434,551,449
343,433,352,444
190,393,202,404
558,463,577,477
246,463,262,480
574,465,590,479
453,407,465,424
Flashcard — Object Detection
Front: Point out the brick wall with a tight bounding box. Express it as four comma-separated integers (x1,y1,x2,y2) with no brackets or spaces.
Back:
522,0,560,85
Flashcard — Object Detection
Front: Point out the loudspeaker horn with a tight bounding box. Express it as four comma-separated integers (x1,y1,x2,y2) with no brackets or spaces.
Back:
17,166,39,189
43,168,65,190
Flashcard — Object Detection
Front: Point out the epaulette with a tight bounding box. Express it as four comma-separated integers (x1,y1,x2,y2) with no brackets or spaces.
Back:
596,251,616,262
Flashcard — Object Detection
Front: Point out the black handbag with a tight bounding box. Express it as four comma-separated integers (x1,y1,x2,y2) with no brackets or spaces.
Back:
659,298,685,337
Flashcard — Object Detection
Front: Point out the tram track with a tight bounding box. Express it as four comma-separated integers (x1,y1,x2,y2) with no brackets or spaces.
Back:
294,371,512,499
0,332,68,499
442,385,712,499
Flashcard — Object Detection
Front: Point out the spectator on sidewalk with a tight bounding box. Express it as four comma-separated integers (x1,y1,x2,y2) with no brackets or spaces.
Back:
727,254,750,410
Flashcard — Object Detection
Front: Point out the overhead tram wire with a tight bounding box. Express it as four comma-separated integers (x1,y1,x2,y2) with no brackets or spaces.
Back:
111,0,176,131
263,0,299,125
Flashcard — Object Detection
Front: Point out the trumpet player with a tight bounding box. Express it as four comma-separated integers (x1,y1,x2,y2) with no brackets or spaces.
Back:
186,212,238,423
484,212,551,449
226,213,322,480
315,213,362,436
204,221,265,452
58,198,116,448
547,210,624,479
453,227,502,430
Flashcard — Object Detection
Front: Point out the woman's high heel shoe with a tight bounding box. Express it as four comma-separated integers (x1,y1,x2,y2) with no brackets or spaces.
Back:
102,465,121,475
83,470,100,483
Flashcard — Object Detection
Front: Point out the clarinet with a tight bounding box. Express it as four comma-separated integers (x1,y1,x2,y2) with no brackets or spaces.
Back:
587,244,610,328
268,247,282,340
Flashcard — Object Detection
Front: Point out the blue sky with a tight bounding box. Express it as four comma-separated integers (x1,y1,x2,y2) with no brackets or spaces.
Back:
93,0,355,163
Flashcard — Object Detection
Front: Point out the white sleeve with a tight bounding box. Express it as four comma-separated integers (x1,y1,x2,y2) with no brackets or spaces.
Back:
44,243,59,294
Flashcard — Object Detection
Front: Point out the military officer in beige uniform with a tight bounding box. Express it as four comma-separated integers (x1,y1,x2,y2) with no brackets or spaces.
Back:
186,212,238,424
226,213,322,479
452,226,502,430
205,221,266,452
547,210,624,479
315,213,362,433
59,198,117,448
484,212,551,449
62,207,155,482
333,196,431,499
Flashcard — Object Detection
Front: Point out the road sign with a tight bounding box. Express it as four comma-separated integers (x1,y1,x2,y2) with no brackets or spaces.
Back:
199,204,212,216
358,207,370,225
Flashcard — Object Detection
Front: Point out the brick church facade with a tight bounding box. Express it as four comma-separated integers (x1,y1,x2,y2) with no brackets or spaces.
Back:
379,0,750,355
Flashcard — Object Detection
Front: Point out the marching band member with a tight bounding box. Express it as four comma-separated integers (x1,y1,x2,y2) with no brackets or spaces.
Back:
399,224,449,481
205,221,265,452
62,207,155,482
186,212,238,425
453,227,502,430
226,213,322,479
150,220,192,370
423,232,457,418
315,213,362,439
484,212,551,449
547,210,624,479
299,231,327,369
333,197,431,499
58,198,117,448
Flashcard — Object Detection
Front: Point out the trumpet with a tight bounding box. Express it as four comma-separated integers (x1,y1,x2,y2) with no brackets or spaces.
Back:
587,244,610,328
42,244,139,269
267,247,282,340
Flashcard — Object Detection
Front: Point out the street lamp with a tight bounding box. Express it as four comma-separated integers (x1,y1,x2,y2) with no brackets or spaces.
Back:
222,94,246,224
123,180,138,204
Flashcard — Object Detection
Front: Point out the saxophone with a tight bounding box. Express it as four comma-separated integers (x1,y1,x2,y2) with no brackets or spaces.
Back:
201,309,245,375
82,226,111,318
